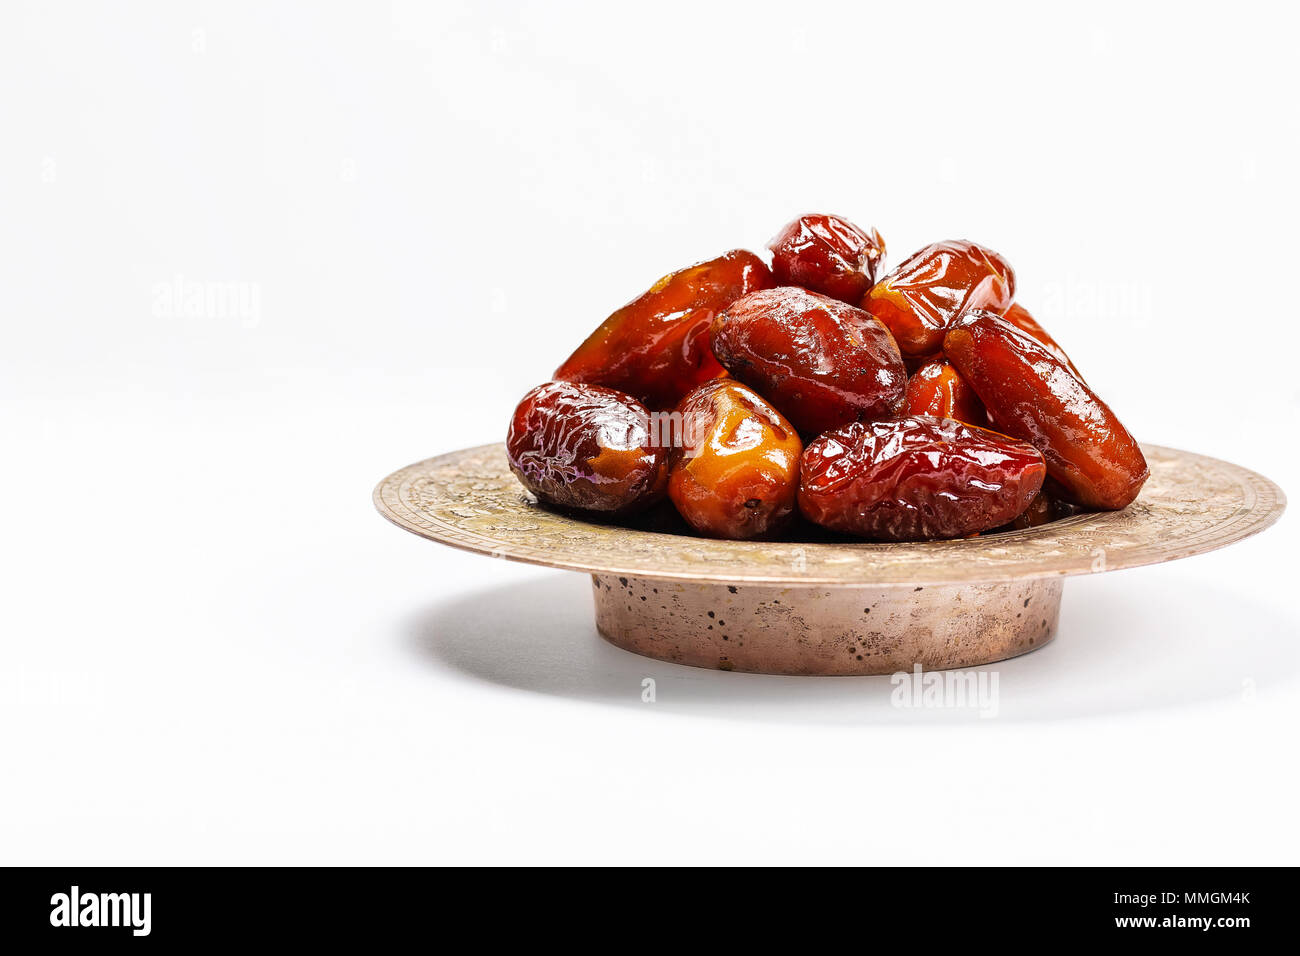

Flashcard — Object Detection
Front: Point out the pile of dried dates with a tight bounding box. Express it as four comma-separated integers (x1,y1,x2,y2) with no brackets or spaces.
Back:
506,213,1148,541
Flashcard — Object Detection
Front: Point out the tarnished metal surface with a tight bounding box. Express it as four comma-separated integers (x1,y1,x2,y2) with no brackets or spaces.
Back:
592,575,1064,675
374,443,1285,588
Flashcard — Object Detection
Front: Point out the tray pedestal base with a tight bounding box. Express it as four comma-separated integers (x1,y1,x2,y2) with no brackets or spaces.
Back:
592,574,1062,676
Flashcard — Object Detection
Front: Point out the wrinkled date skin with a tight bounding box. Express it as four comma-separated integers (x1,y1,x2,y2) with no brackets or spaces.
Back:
943,311,1148,510
554,249,773,409
768,213,886,303
667,380,802,539
862,240,1015,358
710,286,907,436
902,361,986,427
798,415,1047,540
506,381,667,515
1003,303,1082,379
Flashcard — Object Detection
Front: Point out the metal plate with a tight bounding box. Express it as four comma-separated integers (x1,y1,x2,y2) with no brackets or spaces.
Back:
373,443,1285,588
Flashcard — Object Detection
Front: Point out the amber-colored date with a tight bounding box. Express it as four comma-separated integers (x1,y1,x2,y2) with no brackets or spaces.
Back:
667,380,802,539
506,381,667,514
902,361,986,427
798,415,1046,540
861,240,1015,357
1002,303,1082,379
554,249,772,409
710,286,907,436
768,213,885,303
943,311,1148,510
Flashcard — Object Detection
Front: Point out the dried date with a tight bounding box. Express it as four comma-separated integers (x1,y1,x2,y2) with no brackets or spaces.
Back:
666,380,802,539
554,249,772,408
506,381,667,514
861,240,1014,357
943,311,1148,509
902,360,986,427
768,213,885,303
710,286,906,436
798,415,1046,540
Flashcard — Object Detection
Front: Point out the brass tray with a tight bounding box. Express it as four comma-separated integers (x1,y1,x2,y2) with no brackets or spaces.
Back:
375,443,1284,675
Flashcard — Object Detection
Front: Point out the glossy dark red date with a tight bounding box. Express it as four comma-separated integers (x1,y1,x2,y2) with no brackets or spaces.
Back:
902,361,986,427
554,249,772,409
506,381,667,514
798,415,1046,540
943,311,1148,509
710,286,907,436
862,240,1015,357
768,213,885,303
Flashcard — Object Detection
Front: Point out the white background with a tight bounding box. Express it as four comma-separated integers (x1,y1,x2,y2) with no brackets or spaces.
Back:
2,0,1296,864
